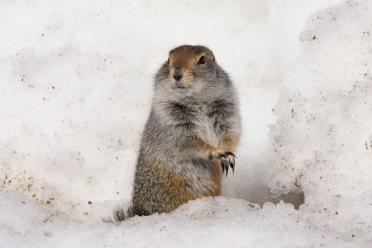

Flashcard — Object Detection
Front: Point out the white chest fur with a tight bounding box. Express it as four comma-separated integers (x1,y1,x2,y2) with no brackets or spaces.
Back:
193,105,220,148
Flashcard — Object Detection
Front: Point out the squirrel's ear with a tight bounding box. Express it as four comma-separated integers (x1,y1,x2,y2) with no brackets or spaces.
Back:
210,54,215,62
168,50,173,62
207,50,215,61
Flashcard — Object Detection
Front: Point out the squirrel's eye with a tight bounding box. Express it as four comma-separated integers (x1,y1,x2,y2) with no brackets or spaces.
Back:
197,56,206,65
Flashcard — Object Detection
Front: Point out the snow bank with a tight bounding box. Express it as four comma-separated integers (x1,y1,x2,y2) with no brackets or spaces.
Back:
0,190,362,248
262,0,372,243
1,0,372,247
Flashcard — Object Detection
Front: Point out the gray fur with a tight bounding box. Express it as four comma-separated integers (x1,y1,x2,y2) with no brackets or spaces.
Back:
116,45,241,220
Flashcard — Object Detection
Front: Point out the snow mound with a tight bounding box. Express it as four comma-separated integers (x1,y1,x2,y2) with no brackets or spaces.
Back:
261,0,372,243
0,190,362,248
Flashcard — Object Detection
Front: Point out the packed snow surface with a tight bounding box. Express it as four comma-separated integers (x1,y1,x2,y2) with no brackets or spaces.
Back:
1,0,372,247
0,190,363,248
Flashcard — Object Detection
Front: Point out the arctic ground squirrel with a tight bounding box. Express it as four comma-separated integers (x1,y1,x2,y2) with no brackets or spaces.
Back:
115,45,241,221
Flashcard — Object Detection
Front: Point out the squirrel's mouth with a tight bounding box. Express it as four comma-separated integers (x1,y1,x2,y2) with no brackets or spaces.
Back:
175,85,188,89
173,81,190,90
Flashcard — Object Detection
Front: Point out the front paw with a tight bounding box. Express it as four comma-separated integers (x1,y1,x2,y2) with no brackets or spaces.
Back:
208,151,236,176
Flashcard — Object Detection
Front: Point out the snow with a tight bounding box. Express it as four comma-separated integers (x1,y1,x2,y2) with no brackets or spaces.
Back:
0,190,362,248
1,0,372,247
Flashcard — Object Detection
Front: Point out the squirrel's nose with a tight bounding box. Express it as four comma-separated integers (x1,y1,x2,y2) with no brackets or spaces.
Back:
173,73,183,81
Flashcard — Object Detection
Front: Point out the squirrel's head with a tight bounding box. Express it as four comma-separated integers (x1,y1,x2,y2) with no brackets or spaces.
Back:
155,45,221,98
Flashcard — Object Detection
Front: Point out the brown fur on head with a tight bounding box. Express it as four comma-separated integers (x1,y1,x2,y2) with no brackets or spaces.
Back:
168,45,216,85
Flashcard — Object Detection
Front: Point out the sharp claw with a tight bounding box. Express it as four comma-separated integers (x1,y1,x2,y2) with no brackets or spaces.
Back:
218,153,226,159
222,159,229,176
229,160,234,167
224,152,236,158
225,153,235,174
216,152,237,176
